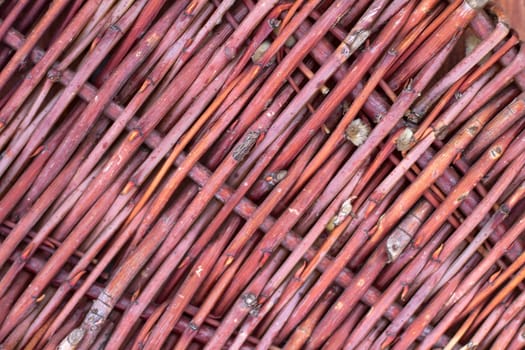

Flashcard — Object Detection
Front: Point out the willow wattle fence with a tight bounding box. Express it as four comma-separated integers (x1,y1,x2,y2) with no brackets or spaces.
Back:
1,0,525,349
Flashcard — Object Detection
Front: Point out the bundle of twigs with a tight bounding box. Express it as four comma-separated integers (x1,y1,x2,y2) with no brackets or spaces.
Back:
1,0,525,348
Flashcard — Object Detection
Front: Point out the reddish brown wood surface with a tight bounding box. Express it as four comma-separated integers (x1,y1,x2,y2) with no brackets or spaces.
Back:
499,0,525,39
1,1,525,348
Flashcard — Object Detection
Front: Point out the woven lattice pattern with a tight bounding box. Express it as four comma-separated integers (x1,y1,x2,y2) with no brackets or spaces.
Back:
1,0,525,348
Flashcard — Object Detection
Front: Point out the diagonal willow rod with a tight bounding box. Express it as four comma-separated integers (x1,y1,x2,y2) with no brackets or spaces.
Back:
1,2,524,349
0,23,436,345
64,0,374,345
330,108,525,349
